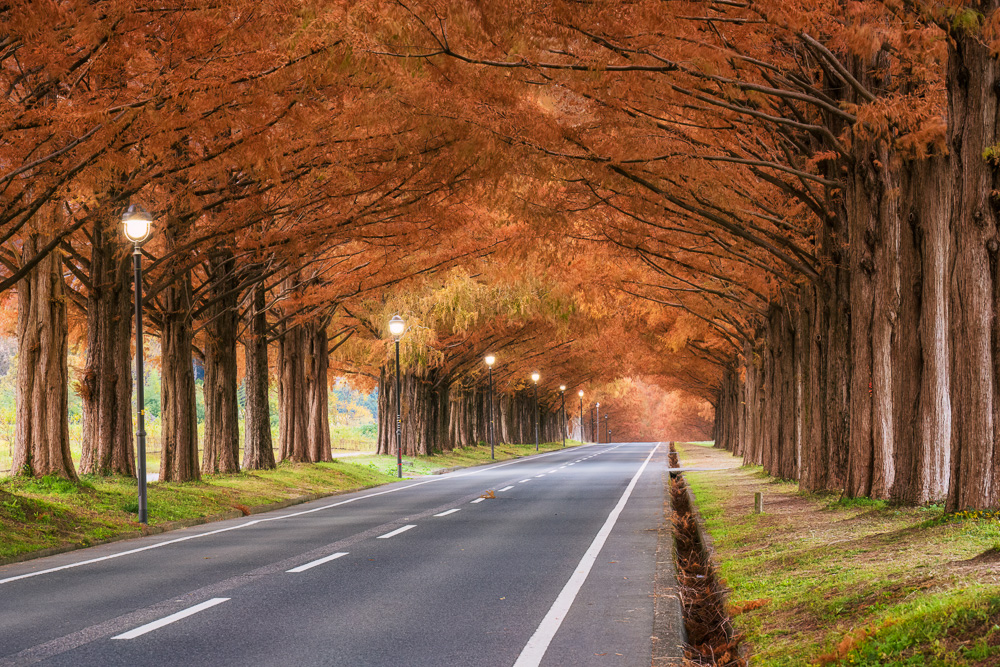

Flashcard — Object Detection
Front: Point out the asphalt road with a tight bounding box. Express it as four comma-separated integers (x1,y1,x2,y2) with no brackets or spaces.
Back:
0,442,677,667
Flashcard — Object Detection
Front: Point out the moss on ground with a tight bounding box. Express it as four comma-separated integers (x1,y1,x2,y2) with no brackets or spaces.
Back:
677,441,1000,667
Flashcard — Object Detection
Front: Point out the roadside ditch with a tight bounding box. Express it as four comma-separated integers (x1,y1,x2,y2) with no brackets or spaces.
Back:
667,442,746,666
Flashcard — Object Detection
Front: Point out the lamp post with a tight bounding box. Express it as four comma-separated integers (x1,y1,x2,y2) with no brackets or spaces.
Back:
559,386,566,447
590,406,595,443
531,372,540,451
122,204,153,524
596,402,600,444
578,390,584,442
604,414,609,444
485,355,496,460
389,315,406,478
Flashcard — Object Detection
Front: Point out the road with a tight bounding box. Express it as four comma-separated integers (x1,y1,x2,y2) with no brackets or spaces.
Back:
0,442,679,667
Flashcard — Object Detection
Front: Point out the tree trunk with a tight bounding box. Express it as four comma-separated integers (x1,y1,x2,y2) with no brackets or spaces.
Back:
13,233,76,480
946,9,1000,510
202,250,240,474
159,270,200,482
241,281,275,470
891,156,951,503
79,217,134,476
278,321,309,462
305,320,332,462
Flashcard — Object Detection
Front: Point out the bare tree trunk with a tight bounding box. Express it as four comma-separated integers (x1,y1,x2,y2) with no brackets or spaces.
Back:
242,281,275,470
13,232,76,480
202,250,240,474
79,216,134,476
946,8,1000,510
159,271,200,482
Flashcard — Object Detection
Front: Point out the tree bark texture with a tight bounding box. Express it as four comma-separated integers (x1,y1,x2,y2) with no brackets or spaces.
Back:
278,321,309,462
13,233,76,480
946,9,1000,510
202,250,240,474
79,217,134,476
158,270,200,482
305,320,332,463
241,281,275,470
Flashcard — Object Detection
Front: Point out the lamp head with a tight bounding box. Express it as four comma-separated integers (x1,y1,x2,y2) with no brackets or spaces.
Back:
121,204,153,244
559,385,566,392
578,390,584,398
531,372,540,384
485,354,496,367
388,315,405,340
597,402,600,407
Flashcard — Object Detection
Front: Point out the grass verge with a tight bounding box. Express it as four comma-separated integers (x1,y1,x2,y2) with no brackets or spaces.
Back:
676,441,1000,667
0,440,580,564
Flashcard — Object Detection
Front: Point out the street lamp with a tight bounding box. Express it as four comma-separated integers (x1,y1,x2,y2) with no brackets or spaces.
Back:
389,315,406,478
604,414,609,444
559,386,566,448
578,390,584,443
596,402,601,444
485,354,496,460
531,372,540,451
122,204,153,524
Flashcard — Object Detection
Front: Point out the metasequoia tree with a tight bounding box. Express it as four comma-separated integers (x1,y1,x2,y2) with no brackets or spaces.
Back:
364,0,960,504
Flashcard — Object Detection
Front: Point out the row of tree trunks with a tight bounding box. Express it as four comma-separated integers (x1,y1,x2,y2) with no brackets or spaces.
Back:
376,370,567,456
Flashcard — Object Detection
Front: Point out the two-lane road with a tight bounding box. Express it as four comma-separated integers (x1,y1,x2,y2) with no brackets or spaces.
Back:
1,442,677,667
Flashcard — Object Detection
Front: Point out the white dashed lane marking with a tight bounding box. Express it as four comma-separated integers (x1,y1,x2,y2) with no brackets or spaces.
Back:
377,525,416,539
287,552,348,573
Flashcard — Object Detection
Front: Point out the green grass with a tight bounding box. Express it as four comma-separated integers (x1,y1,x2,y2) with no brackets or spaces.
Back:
675,442,1000,666
0,440,581,563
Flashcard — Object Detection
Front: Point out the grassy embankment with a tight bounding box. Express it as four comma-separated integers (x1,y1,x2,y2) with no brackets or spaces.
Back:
677,441,1000,667
0,440,581,564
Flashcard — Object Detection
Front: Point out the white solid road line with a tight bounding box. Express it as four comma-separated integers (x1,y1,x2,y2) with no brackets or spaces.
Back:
498,485,514,492
0,446,588,586
111,598,230,640
434,509,461,517
470,498,486,504
512,443,660,667
377,525,416,539
286,552,349,573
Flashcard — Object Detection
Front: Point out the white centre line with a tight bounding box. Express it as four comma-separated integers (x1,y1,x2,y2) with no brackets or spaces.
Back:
112,598,230,640
286,552,348,573
535,474,546,478
518,479,531,484
434,509,461,517
498,485,515,492
1,447,578,587
512,443,661,667
377,525,416,539
470,498,486,504
548,469,559,473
